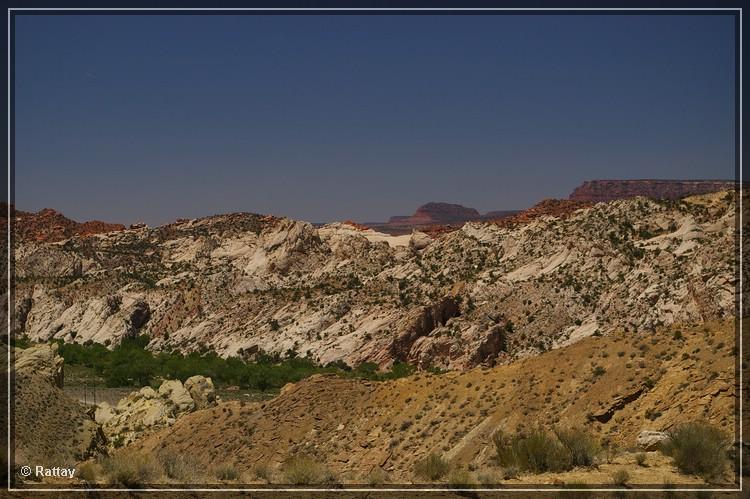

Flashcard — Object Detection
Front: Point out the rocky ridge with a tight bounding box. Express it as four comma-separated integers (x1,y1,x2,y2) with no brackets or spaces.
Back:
569,179,735,203
95,375,217,449
14,191,737,370
5,205,126,243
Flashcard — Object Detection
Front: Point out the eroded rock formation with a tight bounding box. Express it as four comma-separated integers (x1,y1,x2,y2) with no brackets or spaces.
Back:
95,376,217,448
569,179,735,203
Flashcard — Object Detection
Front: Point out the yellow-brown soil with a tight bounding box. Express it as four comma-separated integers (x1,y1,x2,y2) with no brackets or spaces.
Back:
130,320,737,486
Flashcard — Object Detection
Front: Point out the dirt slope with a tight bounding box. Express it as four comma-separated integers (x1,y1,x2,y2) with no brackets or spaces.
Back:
133,320,736,485
14,347,105,468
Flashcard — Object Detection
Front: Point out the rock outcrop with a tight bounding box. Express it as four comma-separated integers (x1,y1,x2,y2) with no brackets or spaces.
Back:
185,375,217,409
8,205,125,243
569,179,735,203
637,430,671,451
14,191,737,370
96,376,216,448
15,342,64,388
488,198,592,227
13,343,105,467
408,230,432,251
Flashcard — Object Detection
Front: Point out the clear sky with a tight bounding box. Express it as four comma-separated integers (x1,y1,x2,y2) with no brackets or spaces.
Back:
15,14,736,225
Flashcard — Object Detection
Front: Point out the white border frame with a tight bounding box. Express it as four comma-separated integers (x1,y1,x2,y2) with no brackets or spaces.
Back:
5,6,743,494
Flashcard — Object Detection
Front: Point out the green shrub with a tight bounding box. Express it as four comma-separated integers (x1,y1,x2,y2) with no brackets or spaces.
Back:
77,462,100,482
365,467,388,485
663,422,728,479
214,463,239,481
611,469,630,486
493,428,571,473
11,334,32,349
282,456,336,485
477,471,501,485
56,336,416,390
157,451,202,482
501,466,520,480
253,463,271,482
635,452,647,467
554,427,601,467
102,451,162,487
446,468,474,488
414,453,450,481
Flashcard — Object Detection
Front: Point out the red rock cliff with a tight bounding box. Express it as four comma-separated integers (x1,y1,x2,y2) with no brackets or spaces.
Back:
569,179,735,203
5,205,125,242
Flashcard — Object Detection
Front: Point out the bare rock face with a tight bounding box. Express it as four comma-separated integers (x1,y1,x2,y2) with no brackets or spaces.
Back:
14,297,33,335
14,191,737,370
158,379,195,413
637,430,671,451
408,230,432,251
15,342,64,388
98,377,217,448
390,297,461,363
94,401,116,426
184,375,217,409
569,179,735,203
126,300,151,337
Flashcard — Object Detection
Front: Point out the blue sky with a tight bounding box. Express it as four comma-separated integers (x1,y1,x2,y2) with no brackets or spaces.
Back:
15,14,736,225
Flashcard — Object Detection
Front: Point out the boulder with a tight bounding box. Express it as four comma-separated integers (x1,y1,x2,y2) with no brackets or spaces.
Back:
158,379,195,412
589,246,605,257
140,400,172,427
99,377,217,449
15,342,64,388
637,430,670,451
184,375,216,409
94,401,116,426
409,231,432,251
139,386,158,399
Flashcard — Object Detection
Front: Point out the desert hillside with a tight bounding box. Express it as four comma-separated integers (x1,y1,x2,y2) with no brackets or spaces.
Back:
130,320,736,486
14,191,736,372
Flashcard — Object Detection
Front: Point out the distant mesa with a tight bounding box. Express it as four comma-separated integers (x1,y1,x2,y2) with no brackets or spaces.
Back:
9,178,735,243
569,179,735,203
365,179,736,236
388,202,480,225
373,202,518,235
